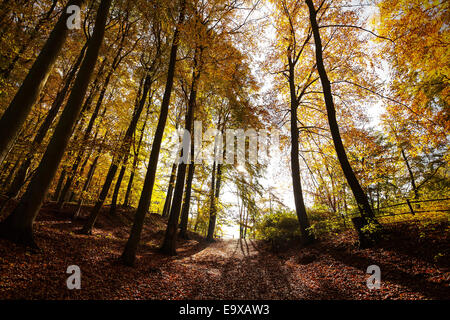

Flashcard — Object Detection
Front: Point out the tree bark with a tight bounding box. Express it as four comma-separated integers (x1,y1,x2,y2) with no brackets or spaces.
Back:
161,161,177,218
81,73,152,234
72,134,106,220
122,97,151,208
0,0,86,165
179,134,195,238
109,163,127,216
121,0,186,265
206,162,222,242
288,55,314,244
401,148,419,200
52,169,67,201
160,43,200,255
57,39,128,208
7,41,89,199
0,0,111,247
306,0,381,247
306,0,376,220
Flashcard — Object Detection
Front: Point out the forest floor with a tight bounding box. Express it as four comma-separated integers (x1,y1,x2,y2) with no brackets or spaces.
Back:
0,200,449,300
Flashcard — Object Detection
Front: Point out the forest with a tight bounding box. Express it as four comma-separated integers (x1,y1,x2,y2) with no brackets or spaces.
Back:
0,0,448,301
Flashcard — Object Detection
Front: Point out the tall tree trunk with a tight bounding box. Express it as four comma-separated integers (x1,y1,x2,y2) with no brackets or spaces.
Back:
206,162,222,242
81,73,152,234
193,195,201,232
306,0,376,220
73,156,99,220
109,163,127,216
179,134,195,238
121,0,186,265
161,161,177,217
160,44,200,255
109,88,154,216
7,41,88,198
178,47,204,237
72,133,106,220
122,97,152,208
306,0,381,247
57,42,126,208
243,206,249,239
68,123,104,203
401,148,419,200
0,0,111,247
123,170,135,208
288,57,314,244
206,161,217,242
52,169,67,201
0,0,86,165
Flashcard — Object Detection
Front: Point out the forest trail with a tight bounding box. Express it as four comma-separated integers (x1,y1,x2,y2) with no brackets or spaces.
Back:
0,204,448,299
171,239,308,299
180,239,257,262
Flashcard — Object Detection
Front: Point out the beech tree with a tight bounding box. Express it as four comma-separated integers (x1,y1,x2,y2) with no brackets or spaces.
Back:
0,0,112,247
0,0,86,165
121,0,186,265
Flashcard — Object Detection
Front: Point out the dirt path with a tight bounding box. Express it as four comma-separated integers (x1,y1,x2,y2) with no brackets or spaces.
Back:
169,236,449,300
172,239,298,299
1,206,448,300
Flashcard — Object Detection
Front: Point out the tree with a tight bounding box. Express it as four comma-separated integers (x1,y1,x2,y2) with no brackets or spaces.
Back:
0,0,112,247
81,71,153,234
0,0,86,165
160,44,202,254
6,40,89,198
305,0,381,245
121,0,186,266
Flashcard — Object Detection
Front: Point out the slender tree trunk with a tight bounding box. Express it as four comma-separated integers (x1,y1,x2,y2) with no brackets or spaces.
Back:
0,0,111,247
109,88,154,215
122,98,151,208
401,148,419,200
179,135,195,238
206,161,217,242
82,73,152,233
306,0,381,247
121,0,186,265
206,162,222,242
68,151,92,203
160,43,200,255
109,163,127,216
288,57,314,244
178,47,204,237
52,169,67,201
58,49,124,208
306,0,376,220
7,42,89,199
193,195,201,232
161,162,177,218
123,171,135,208
243,206,250,239
73,134,106,220
0,0,86,165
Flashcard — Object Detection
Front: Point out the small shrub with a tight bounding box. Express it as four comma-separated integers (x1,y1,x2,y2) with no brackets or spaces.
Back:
307,209,348,238
255,209,302,246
